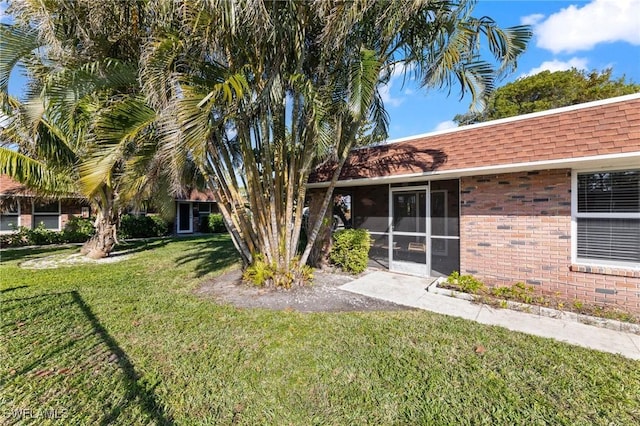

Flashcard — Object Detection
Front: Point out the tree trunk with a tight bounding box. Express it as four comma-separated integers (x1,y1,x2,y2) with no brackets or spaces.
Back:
81,211,118,259
307,189,333,267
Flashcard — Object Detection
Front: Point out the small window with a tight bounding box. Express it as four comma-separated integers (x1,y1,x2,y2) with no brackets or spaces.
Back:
0,201,20,232
198,203,211,215
33,200,61,230
575,170,640,266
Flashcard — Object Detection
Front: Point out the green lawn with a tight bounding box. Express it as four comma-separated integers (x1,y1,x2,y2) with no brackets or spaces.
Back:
1,235,639,425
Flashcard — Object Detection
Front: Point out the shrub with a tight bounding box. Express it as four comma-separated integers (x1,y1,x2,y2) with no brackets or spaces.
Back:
28,223,64,245
0,219,94,248
0,226,30,247
63,216,95,243
208,213,226,233
118,214,169,239
489,282,538,304
242,255,313,288
446,271,486,294
330,229,371,274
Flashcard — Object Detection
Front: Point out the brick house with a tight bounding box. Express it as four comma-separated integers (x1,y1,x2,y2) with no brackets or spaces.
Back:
308,94,640,312
0,175,218,235
0,175,90,232
174,189,219,234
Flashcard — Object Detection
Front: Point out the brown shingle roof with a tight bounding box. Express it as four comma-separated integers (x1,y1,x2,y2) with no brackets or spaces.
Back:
0,175,32,197
310,95,640,183
177,188,217,202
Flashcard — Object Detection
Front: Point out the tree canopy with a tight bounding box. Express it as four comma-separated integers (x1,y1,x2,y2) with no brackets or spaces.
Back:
1,0,532,282
454,68,640,125
0,0,172,258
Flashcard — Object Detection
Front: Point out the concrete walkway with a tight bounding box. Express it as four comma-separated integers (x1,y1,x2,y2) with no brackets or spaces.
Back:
340,270,640,360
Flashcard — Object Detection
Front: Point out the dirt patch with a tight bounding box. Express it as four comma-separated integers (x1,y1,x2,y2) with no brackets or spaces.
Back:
195,267,413,313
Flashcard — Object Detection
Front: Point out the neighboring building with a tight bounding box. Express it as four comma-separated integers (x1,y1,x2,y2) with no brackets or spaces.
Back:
0,175,90,233
0,175,218,234
308,94,640,312
174,189,219,234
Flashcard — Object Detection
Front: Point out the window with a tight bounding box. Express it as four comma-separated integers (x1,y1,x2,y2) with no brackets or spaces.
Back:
0,201,20,232
198,202,211,215
574,170,640,266
33,200,61,230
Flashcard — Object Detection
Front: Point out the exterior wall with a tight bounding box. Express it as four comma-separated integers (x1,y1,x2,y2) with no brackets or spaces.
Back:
19,199,32,229
460,169,640,312
3,198,88,231
60,199,86,229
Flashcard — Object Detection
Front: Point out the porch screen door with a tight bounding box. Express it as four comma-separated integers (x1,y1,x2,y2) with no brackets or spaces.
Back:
177,202,192,233
389,187,428,276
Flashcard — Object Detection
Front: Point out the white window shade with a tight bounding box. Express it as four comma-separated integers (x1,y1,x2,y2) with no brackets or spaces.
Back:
577,218,640,263
578,171,639,213
576,170,640,266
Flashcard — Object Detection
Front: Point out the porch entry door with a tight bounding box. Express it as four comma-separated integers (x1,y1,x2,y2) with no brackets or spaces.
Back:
389,187,429,276
177,202,192,233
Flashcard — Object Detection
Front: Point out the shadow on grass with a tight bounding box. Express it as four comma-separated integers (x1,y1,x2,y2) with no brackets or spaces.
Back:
0,285,28,294
114,238,171,256
0,246,78,263
1,291,173,424
0,238,171,264
174,235,239,277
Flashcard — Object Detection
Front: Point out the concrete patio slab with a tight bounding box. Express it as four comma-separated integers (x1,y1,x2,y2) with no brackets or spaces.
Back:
340,270,640,360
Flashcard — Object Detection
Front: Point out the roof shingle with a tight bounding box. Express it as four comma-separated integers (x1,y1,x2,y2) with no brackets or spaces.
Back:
310,95,640,183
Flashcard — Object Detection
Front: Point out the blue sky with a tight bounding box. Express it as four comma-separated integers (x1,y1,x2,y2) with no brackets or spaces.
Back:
2,0,639,140
383,0,640,139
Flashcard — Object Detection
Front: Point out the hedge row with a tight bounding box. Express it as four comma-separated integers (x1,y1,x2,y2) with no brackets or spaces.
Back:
0,216,95,247
0,214,172,248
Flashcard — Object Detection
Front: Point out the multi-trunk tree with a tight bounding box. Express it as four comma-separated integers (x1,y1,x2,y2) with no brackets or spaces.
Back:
1,0,531,278
143,0,530,286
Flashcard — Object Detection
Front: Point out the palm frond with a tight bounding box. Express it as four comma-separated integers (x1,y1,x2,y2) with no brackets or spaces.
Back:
0,147,76,195
0,24,39,95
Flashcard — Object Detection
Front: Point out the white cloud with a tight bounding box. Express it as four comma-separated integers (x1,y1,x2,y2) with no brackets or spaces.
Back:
379,63,414,107
532,0,640,54
379,82,404,107
520,13,544,26
433,120,457,132
523,57,589,77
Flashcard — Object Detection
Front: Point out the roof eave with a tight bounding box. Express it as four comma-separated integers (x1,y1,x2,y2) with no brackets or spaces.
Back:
306,151,640,188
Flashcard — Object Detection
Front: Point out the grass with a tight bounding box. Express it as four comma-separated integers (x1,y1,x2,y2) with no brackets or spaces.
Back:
1,235,639,424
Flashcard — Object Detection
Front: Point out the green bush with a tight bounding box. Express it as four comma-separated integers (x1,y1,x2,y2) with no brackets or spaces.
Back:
118,214,169,239
208,213,226,233
330,229,371,274
0,219,95,248
28,223,64,245
63,216,95,243
242,255,313,288
446,271,486,294
0,226,30,247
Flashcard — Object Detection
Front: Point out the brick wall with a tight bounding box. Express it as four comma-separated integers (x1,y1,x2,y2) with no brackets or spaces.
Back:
18,199,32,228
60,199,86,229
13,198,87,230
460,169,640,313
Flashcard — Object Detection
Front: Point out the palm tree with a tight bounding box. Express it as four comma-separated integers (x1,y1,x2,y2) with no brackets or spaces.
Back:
142,0,531,286
0,1,169,258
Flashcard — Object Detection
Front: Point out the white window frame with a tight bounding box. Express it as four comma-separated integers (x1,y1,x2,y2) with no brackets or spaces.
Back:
198,202,212,215
176,202,193,233
0,201,20,233
571,169,640,269
32,200,61,231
